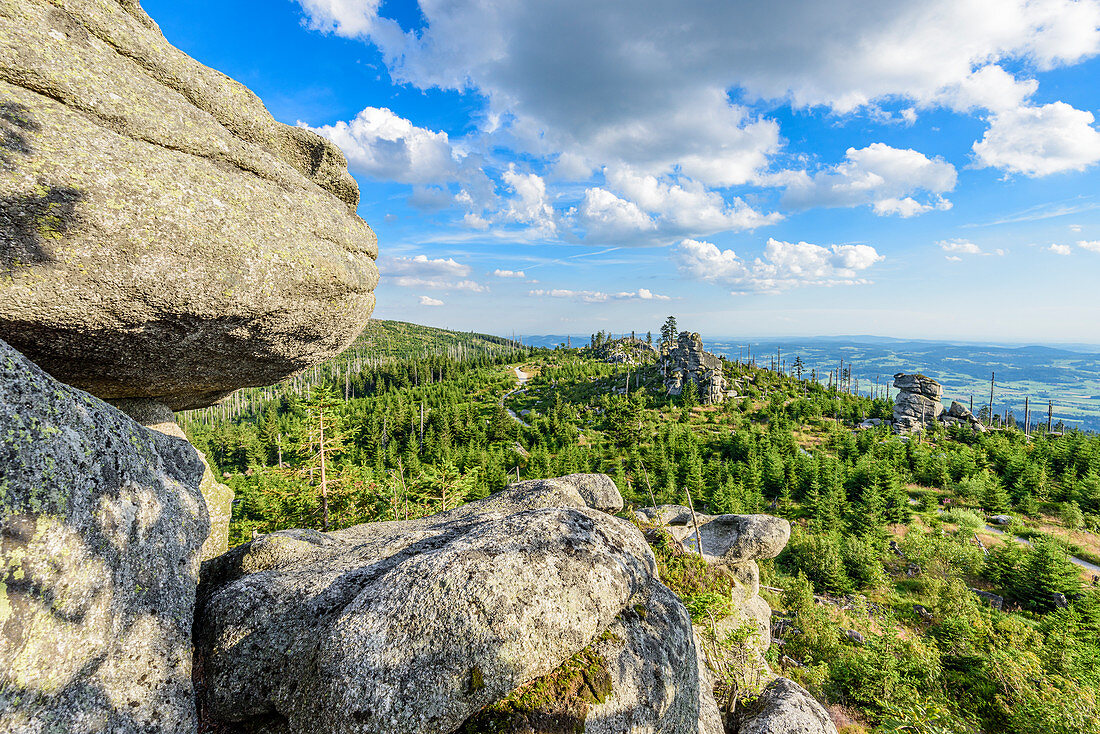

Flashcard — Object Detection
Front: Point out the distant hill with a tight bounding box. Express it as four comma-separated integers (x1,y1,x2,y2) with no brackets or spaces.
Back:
345,320,519,361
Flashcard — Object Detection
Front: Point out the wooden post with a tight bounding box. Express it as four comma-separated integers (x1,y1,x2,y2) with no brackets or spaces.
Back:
1048,400,1053,433
640,461,658,510
1024,396,1029,436
684,482,704,558
988,372,995,427
277,433,283,469
319,407,329,532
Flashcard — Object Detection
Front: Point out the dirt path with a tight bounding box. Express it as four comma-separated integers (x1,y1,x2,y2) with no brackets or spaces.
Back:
503,366,531,427
984,524,1100,575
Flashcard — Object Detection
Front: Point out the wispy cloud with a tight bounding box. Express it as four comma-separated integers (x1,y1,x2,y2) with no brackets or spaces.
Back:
966,199,1100,227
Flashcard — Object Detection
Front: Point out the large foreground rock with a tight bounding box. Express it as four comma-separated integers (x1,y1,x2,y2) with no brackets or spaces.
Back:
0,339,208,733
0,0,378,410
111,399,234,560
586,581,720,734
196,476,703,734
736,678,838,734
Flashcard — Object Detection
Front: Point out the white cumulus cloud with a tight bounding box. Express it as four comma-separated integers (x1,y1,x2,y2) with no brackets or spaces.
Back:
384,254,469,277
938,239,1005,257
303,107,458,184
492,269,527,279
778,143,956,216
418,295,444,306
973,102,1100,177
1080,240,1100,252
674,237,884,293
1049,243,1073,255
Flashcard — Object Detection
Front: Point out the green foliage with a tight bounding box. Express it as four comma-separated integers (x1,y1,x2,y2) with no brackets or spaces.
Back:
181,322,1100,734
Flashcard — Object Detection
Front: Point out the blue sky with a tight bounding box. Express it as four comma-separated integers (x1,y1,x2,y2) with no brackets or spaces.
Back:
145,0,1100,343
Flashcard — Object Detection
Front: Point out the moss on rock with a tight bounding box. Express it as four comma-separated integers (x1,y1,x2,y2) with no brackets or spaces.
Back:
459,644,612,734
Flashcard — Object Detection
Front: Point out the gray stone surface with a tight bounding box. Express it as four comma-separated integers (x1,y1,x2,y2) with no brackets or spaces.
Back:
586,581,715,734
0,338,208,733
0,0,378,410
555,473,625,514
892,373,945,432
111,399,234,560
634,506,790,564
662,332,727,404
737,678,837,734
194,483,658,734
452,473,623,520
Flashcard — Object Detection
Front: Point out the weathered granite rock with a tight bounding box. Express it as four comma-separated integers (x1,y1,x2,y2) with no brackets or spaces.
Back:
451,473,624,519
727,560,761,604
892,373,944,432
893,373,943,399
555,473,625,514
0,339,208,733
736,678,838,734
194,478,661,733
0,0,378,410
662,332,727,404
636,506,790,565
110,399,233,560
694,594,774,697
585,581,720,734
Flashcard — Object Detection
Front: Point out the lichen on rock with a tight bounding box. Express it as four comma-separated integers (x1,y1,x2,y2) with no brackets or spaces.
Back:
0,338,208,733
0,0,378,411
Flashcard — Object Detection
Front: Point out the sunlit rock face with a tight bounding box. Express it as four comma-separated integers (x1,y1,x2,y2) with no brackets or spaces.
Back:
193,475,716,734
0,338,208,733
0,0,378,411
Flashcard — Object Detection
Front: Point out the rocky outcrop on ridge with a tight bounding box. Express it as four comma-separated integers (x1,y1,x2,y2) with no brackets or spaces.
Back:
942,400,987,432
0,0,378,411
194,475,719,734
892,373,944,432
662,332,730,404
892,374,987,434
599,336,658,365
0,339,208,733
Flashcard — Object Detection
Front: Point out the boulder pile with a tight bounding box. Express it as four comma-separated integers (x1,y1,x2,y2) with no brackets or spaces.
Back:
892,374,987,434
599,336,658,364
941,400,988,432
635,504,837,734
662,332,731,404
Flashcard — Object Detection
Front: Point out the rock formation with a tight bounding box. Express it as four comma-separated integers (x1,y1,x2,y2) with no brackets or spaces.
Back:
0,339,208,733
662,332,730,404
194,475,721,733
110,399,235,559
892,374,987,434
892,373,944,432
0,0,378,411
941,400,987,433
599,336,658,364
636,504,835,733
